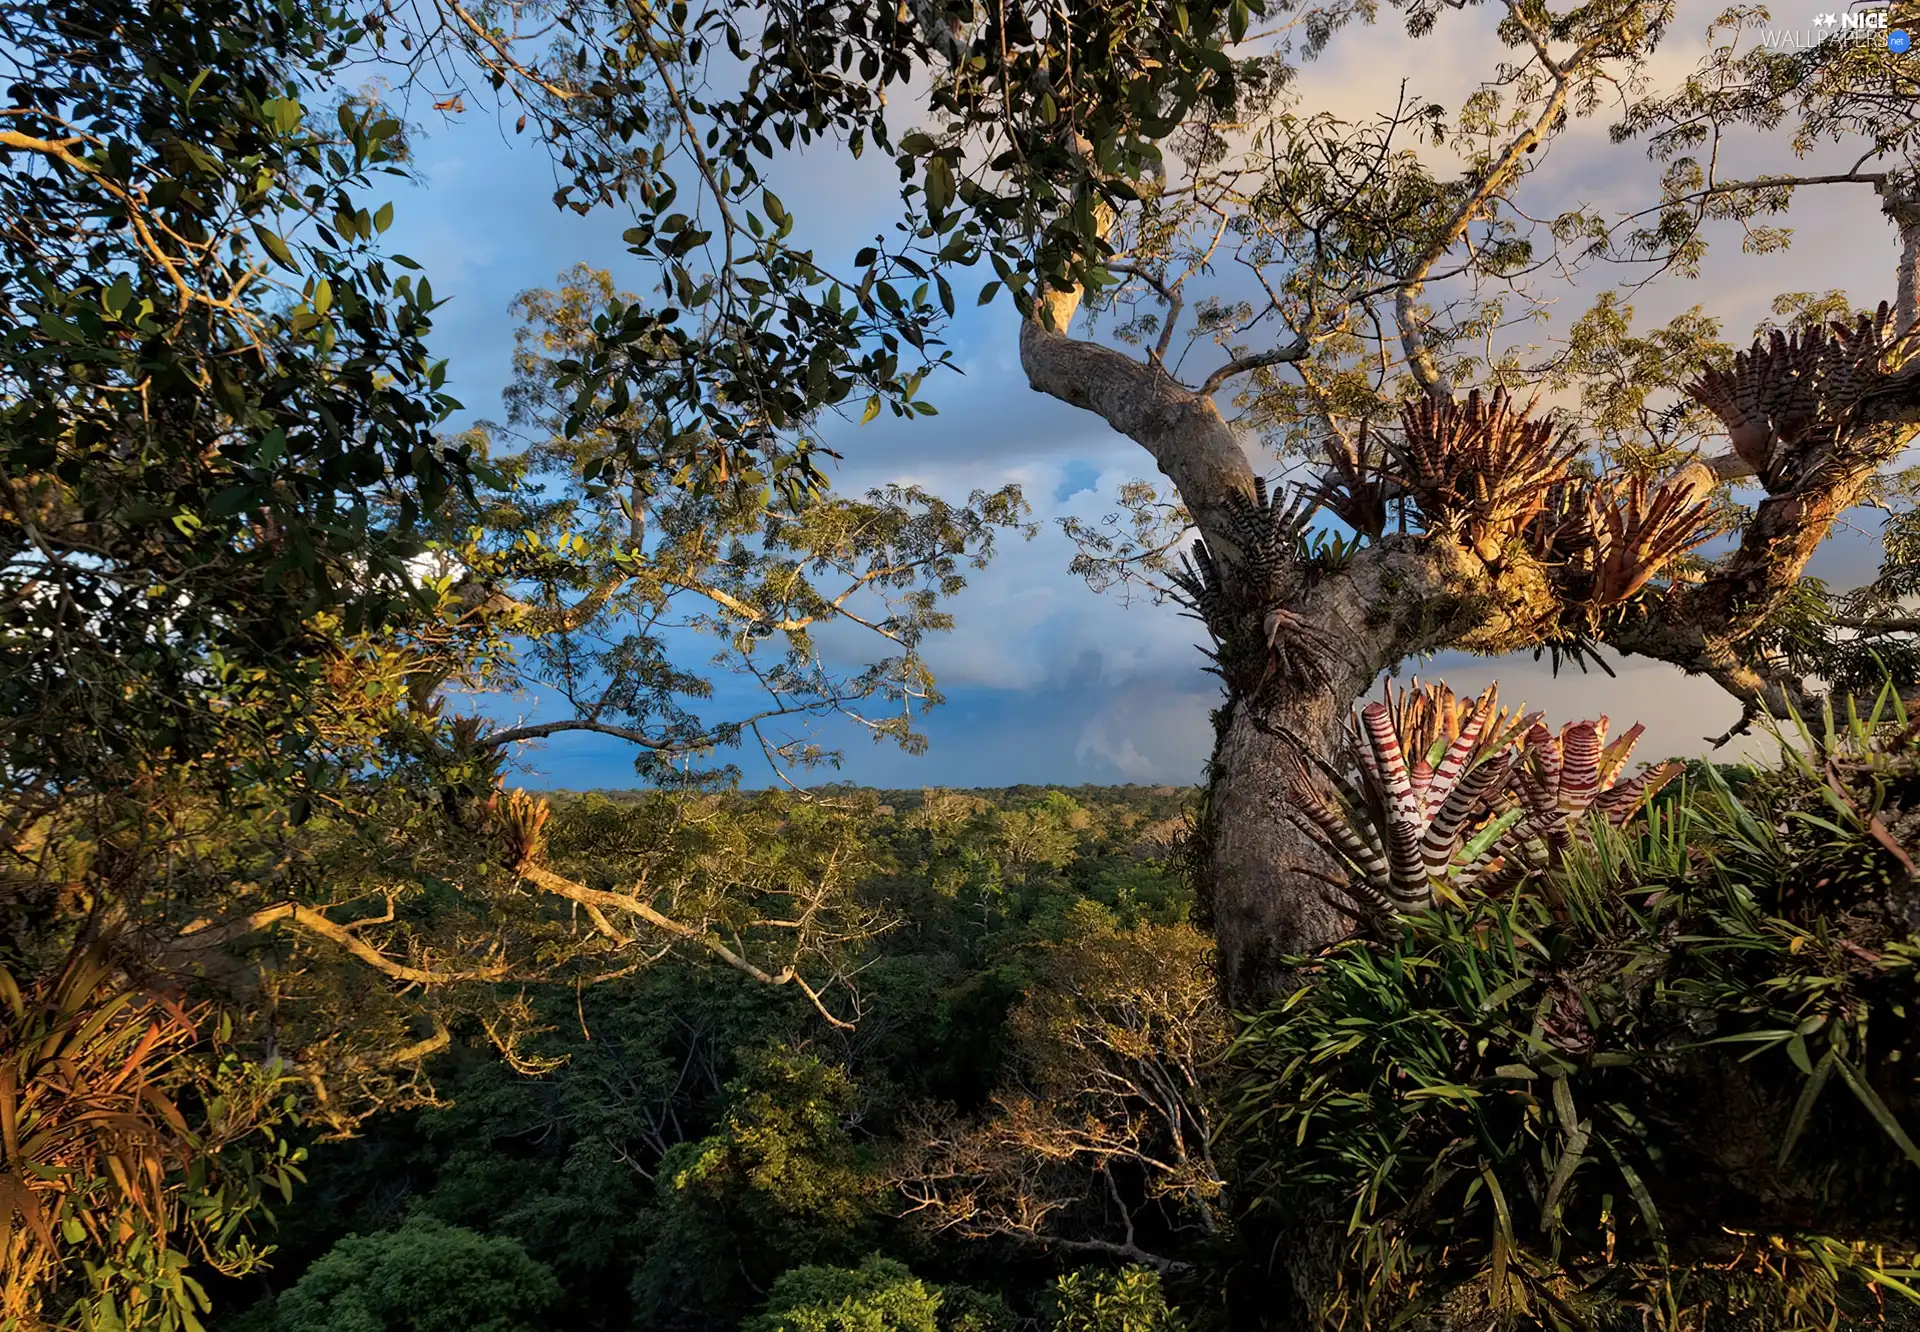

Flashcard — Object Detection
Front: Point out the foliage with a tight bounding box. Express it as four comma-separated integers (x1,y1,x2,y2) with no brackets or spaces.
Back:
267,1216,560,1332
210,786,1205,1331
894,916,1226,1268
743,1256,1013,1332
450,265,1034,785
1045,1267,1188,1332
0,0,467,800
745,1257,947,1332
1226,685,1920,1331
0,941,303,1332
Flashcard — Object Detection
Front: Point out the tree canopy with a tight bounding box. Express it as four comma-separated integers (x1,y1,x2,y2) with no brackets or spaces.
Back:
9,0,1920,1326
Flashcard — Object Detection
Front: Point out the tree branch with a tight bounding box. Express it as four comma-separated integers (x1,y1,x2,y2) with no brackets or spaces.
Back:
1394,2,1597,395
169,904,510,987
1198,334,1310,397
517,863,853,1027
483,717,682,751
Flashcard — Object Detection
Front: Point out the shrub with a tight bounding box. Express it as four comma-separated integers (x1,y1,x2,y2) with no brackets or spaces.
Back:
745,1257,944,1332
269,1215,560,1332
1046,1267,1187,1332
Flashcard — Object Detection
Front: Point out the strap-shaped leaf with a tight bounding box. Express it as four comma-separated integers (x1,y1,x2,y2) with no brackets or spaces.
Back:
1288,783,1392,894
1559,721,1604,814
1597,760,1682,824
1421,751,1515,879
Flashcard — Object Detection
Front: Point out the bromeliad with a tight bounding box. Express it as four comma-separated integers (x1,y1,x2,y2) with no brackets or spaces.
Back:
1284,682,1679,926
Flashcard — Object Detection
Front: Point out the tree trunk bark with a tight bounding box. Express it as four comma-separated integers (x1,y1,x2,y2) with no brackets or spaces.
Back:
1202,689,1352,1007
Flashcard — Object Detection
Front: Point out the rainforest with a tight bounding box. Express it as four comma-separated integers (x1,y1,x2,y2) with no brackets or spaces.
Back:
3,0,1920,1326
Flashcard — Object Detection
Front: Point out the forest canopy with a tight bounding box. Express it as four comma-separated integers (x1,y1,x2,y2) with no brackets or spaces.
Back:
3,0,1920,1327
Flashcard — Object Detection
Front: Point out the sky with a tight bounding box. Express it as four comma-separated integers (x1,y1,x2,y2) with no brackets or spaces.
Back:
361,0,1915,791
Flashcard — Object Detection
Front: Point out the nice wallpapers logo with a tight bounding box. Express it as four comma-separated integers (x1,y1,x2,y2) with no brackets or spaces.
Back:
1762,7,1913,48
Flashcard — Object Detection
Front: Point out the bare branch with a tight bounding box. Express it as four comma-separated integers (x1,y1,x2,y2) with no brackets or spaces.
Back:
170,904,510,987
1198,335,1311,397
518,863,853,1028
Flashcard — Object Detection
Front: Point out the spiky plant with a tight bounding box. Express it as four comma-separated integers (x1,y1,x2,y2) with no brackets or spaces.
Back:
1311,424,1396,540
1582,473,1723,609
0,940,300,1330
1219,475,1319,606
1300,528,1366,573
489,787,553,877
1471,717,1682,895
1285,691,1522,921
1378,677,1539,776
1392,388,1581,563
1687,301,1920,488
1230,682,1920,1332
1288,684,1680,925
1169,479,1332,693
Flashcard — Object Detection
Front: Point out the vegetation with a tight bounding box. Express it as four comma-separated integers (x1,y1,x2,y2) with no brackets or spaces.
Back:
5,0,1920,1325
266,1217,560,1332
1232,685,1920,1329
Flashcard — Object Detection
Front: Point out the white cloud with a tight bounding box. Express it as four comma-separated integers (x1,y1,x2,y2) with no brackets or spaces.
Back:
1074,683,1216,781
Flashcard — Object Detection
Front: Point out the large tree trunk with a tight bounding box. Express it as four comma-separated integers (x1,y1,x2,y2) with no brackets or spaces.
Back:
1019,303,1559,1004
1201,690,1352,1003
1199,534,1522,1004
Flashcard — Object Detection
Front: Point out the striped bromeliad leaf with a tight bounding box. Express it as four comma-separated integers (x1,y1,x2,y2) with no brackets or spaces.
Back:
1289,690,1523,921
1289,690,1681,925
1467,717,1683,883
1380,678,1541,821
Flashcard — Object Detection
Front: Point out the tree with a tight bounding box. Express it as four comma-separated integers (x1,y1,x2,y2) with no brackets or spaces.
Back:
631,1046,884,1326
269,1216,562,1332
895,912,1226,1272
0,0,1039,1299
879,0,1920,1001
745,1257,948,1332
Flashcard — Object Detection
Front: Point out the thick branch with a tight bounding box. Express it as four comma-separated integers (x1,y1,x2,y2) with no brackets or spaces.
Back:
1046,1234,1191,1273
169,903,510,987
517,863,852,1027
1019,320,1256,550
1881,174,1920,336
1834,614,1920,635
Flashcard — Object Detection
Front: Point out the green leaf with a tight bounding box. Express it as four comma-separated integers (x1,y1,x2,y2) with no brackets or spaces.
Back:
1833,1051,1920,1168
102,274,134,316
1786,1031,1813,1076
1777,1048,1836,1168
1599,1133,1667,1264
373,201,394,233
859,396,881,426
925,157,955,214
252,224,297,272
1543,1116,1591,1230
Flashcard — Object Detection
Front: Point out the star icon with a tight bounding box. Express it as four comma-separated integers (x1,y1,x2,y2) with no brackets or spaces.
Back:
1814,11,1837,23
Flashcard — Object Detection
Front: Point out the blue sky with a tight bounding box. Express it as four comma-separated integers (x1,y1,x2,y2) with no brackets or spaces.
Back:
361,3,1912,790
